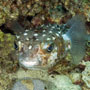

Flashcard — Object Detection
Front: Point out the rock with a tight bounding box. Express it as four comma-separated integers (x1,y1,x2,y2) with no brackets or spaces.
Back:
51,75,82,90
82,61,90,88
11,78,58,90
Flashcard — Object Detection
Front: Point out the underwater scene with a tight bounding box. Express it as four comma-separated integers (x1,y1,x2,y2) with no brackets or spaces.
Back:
0,0,90,90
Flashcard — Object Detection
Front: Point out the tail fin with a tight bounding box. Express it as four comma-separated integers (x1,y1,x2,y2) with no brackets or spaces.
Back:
66,15,87,65
66,15,86,27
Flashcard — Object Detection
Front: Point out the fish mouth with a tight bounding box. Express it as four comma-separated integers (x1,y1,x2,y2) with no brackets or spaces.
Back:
18,45,42,67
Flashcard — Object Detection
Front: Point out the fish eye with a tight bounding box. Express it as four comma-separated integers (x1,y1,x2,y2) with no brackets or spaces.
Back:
47,43,54,52
87,41,90,47
14,42,18,50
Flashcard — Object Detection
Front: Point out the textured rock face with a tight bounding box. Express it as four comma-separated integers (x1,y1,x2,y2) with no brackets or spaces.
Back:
0,31,19,73
12,81,29,90
50,75,82,90
82,61,90,88
11,78,57,90
12,79,45,90
12,75,82,90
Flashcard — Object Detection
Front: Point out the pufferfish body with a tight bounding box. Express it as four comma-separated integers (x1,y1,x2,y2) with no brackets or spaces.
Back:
14,15,90,70
16,24,66,69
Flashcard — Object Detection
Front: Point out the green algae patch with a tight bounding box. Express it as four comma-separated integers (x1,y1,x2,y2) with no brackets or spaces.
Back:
82,0,89,3
0,31,15,56
0,30,19,73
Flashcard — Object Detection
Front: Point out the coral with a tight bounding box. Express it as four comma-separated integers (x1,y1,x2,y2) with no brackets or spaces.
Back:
12,78,58,90
82,61,90,88
49,3,68,23
0,73,13,90
60,0,90,21
50,75,82,90
0,30,19,73
11,69,82,90
69,73,82,84
0,1,19,26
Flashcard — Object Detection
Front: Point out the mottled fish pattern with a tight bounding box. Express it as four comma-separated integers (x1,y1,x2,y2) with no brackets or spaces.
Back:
14,15,90,70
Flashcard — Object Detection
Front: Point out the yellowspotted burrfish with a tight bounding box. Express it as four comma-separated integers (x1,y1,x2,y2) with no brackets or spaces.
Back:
13,15,90,70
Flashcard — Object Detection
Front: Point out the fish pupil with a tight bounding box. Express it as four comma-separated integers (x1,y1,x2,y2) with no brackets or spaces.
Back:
87,41,90,47
47,43,54,52
14,42,18,50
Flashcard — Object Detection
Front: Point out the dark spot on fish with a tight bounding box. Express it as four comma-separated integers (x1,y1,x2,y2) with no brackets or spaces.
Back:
34,30,39,33
56,24,60,28
32,36,37,41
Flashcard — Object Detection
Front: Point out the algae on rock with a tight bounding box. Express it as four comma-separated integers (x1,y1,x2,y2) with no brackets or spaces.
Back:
0,30,19,73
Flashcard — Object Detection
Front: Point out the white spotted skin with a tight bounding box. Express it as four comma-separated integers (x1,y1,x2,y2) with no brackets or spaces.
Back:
42,34,46,37
16,24,66,70
18,24,76,69
28,45,32,49
34,33,38,36
23,32,28,36
49,30,53,33
15,15,89,70
43,30,46,32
